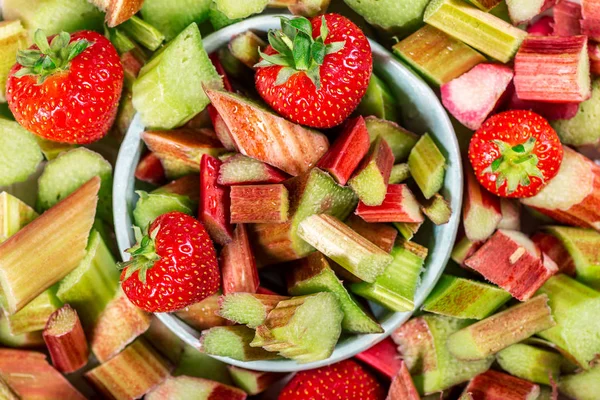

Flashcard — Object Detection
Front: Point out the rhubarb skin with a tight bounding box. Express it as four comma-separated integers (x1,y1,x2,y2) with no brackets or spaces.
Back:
442,63,514,130
531,232,576,276
465,229,558,301
462,369,540,400
514,35,591,103
527,16,554,36
0,349,86,399
355,337,403,380
43,305,89,374
590,42,600,76
348,136,394,206
220,224,260,295
553,0,582,36
205,89,329,176
147,376,248,400
356,184,425,223
229,184,289,223
199,154,234,245
507,88,580,121
345,214,398,253
208,104,237,151
175,294,230,331
582,0,600,41
135,152,166,186
451,235,483,267
218,154,288,186
317,116,371,185
462,167,502,242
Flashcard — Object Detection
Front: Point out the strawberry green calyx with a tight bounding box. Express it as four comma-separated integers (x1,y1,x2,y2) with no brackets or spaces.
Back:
486,136,545,194
118,226,160,283
255,16,344,89
15,30,92,82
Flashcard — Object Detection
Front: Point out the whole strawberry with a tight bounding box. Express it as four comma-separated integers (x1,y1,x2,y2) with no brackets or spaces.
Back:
6,29,123,144
119,212,220,313
469,110,563,198
255,14,372,129
278,359,385,400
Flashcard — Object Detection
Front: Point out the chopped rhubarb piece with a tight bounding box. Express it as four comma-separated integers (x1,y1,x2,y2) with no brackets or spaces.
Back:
392,25,485,86
451,235,484,266
496,343,563,385
298,214,393,283
135,152,166,186
442,63,514,130
206,89,329,176
408,133,446,200
227,365,284,395
387,361,421,400
507,88,580,121
531,231,576,275
147,376,248,400
527,16,554,36
43,305,89,374
0,349,86,399
229,184,289,223
90,290,152,363
7,289,61,335
220,225,260,295
447,295,556,360
465,0,502,11
208,105,237,151
317,116,371,185
218,154,288,185
175,294,230,331
505,0,558,25
421,193,452,226
424,0,527,63
229,31,266,68
142,128,226,170
0,192,37,244
553,1,582,36
0,316,44,348
392,315,494,395
209,52,234,92
348,136,394,206
174,345,233,384
463,168,502,242
287,252,382,334
86,338,170,399
462,369,540,400
143,317,185,365
514,35,591,103
551,79,600,145
202,325,279,361
356,184,424,224
357,74,400,122
590,42,600,76
364,117,419,163
465,230,558,300
422,275,511,320
155,174,200,203
521,147,600,231
355,337,403,380
0,376,18,400
0,177,98,315
218,293,288,328
345,214,398,253
200,154,234,246
389,163,411,184
582,0,600,41
559,364,600,400
498,198,521,231
394,221,423,241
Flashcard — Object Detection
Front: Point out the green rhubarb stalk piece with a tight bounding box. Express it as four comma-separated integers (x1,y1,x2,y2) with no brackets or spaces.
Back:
496,343,563,385
229,31,267,68
389,163,411,184
552,79,600,146
287,252,383,333
559,364,600,400
424,0,528,63
465,0,502,11
343,0,431,36
345,214,398,253
298,214,393,283
215,0,268,19
227,365,285,395
348,136,394,206
175,294,230,331
0,316,44,348
447,294,556,361
408,133,446,200
105,26,135,54
542,226,600,290
250,292,343,363
536,274,600,369
201,325,279,362
451,235,481,266
357,74,399,122
34,137,76,161
0,119,43,187
422,274,511,320
143,317,185,365
209,2,242,30
140,0,212,41
351,238,427,312
394,221,423,240
0,21,28,102
7,289,62,335
393,25,485,86
133,190,195,229
0,192,37,243
147,376,247,400
421,193,452,225
393,315,494,395
218,293,289,328
119,15,164,51
174,345,233,385
364,116,419,163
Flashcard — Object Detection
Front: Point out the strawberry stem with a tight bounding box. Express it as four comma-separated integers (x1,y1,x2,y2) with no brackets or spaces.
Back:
118,226,161,284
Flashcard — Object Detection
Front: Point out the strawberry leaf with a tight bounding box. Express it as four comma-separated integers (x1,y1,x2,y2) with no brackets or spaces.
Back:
289,17,313,37
293,33,311,71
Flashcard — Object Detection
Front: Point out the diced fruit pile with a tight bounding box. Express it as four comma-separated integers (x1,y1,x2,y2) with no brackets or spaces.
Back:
0,0,599,399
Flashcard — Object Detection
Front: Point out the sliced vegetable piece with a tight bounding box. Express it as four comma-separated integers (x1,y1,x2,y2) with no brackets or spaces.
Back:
218,154,288,185
463,167,502,242
215,0,268,18
356,184,424,224
505,0,558,25
135,152,166,186
119,15,164,51
0,192,37,243
559,364,600,400
7,289,62,335
553,0,582,36
229,184,289,223
140,0,212,41
387,361,421,400
0,21,28,102
357,74,399,122
200,154,234,246
227,365,284,395
496,343,562,385
531,231,576,276
389,163,411,184
43,305,89,374
551,79,600,146
229,31,267,68
221,225,260,295
348,136,394,206
0,119,42,186
175,294,229,331
345,214,398,253
355,337,403,380
461,369,540,400
218,293,288,328
133,190,194,229
364,116,419,162
421,193,452,225
408,133,445,200
147,376,248,400
202,325,279,361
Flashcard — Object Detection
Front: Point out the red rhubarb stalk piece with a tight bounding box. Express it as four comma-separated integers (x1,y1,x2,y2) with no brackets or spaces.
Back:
582,0,600,41
256,286,279,295
514,35,591,103
218,154,288,186
209,53,234,93
157,174,200,203
452,234,484,267
507,87,579,121
355,337,403,380
355,184,424,224
387,361,420,400
147,376,248,400
531,232,577,276
345,215,398,253
462,369,540,400
553,1,582,36
205,89,329,176
317,116,371,185
465,229,558,301
349,136,395,206
43,305,89,374
135,152,167,186
229,184,289,223
199,154,234,245
463,167,502,242
441,63,514,130
221,224,260,295
527,16,554,36
208,105,238,151
175,294,231,331
520,147,600,231
590,42,600,76
498,198,521,231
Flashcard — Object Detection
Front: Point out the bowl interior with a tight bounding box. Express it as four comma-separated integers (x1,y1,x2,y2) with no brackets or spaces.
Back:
113,14,463,372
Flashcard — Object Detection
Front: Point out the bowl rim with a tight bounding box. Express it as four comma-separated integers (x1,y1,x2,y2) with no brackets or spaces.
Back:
113,14,463,372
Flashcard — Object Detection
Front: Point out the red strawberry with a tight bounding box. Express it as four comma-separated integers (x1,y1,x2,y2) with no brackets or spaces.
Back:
119,211,220,313
469,110,563,198
6,30,123,144
278,359,385,400
255,14,372,129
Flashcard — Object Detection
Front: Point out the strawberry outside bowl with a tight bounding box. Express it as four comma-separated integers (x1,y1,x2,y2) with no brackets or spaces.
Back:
113,14,463,373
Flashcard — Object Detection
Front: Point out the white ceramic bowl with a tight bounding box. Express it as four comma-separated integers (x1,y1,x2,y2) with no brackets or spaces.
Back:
113,14,463,372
